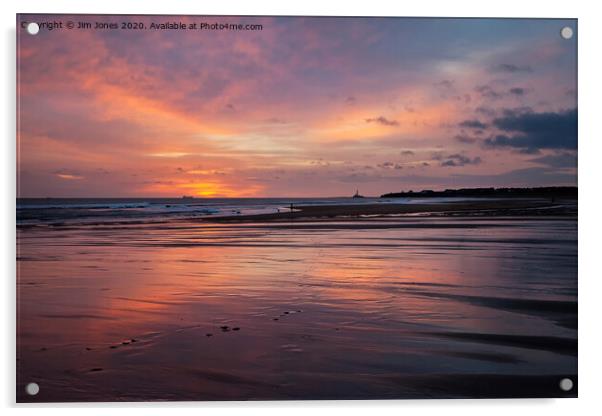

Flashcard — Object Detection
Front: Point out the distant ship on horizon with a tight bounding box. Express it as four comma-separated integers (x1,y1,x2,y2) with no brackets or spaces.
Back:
352,189,365,198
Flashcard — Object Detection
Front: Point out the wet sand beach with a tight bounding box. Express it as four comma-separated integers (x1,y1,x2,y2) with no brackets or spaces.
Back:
208,198,576,222
16,198,577,401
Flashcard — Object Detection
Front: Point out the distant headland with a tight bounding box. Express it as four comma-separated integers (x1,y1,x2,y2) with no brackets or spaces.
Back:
380,186,577,199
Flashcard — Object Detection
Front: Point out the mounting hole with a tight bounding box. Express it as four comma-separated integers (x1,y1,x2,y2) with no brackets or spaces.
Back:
559,377,573,392
26,22,40,36
560,26,573,40
25,382,39,396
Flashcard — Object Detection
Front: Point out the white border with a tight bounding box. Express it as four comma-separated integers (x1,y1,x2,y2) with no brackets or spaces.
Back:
2,1,600,415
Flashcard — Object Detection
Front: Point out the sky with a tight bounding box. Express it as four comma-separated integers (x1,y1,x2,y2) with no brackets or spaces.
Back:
17,15,577,197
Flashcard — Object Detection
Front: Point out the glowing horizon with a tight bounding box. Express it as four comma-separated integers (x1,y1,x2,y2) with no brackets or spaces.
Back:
17,15,577,198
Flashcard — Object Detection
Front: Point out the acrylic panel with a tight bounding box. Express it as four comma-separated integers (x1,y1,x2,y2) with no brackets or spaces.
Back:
16,14,577,402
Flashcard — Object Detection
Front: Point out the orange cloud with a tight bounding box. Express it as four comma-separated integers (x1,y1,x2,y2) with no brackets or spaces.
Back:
140,177,265,198
56,173,83,180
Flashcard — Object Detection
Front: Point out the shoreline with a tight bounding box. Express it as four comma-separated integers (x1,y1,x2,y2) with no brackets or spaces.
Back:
205,198,577,222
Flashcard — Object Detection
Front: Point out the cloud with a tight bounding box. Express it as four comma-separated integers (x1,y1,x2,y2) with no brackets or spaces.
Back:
264,117,288,124
475,106,496,117
454,134,478,144
365,116,399,127
485,108,577,152
148,152,191,158
442,155,482,167
310,158,330,166
509,87,527,96
449,167,576,187
500,106,534,117
433,153,482,167
16,15,578,197
376,161,404,170
490,63,532,73
459,119,487,129
475,85,528,102
54,169,84,180
529,152,577,168
475,85,502,100
434,80,454,89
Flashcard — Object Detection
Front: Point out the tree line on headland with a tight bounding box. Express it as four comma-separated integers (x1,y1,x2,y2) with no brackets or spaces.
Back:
380,186,577,199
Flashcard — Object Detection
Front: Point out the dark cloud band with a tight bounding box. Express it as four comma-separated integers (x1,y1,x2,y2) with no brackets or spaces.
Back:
485,108,577,152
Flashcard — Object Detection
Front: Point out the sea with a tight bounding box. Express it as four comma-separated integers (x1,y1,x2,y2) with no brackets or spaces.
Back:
16,196,488,226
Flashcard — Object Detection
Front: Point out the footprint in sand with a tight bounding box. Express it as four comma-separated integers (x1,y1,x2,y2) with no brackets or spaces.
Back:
212,325,241,335
103,338,139,350
272,309,303,321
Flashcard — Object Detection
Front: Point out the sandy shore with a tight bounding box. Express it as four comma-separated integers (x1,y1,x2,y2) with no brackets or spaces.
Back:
17,203,577,401
207,198,576,222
